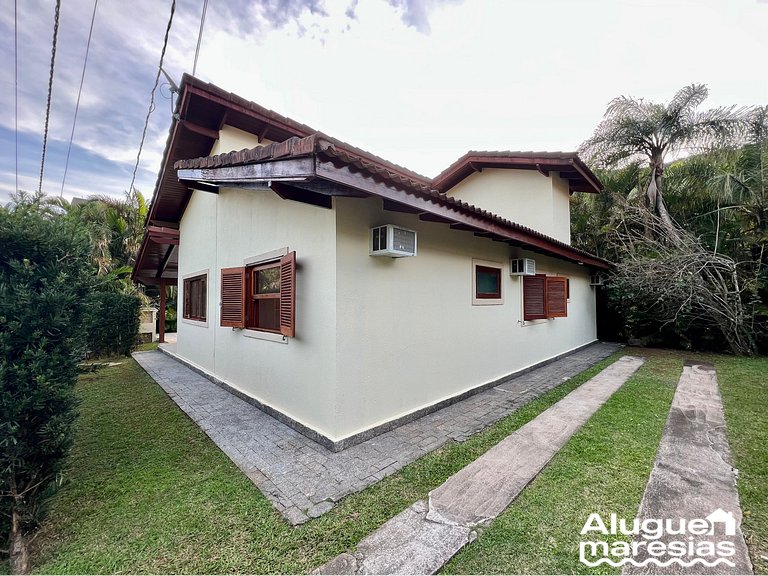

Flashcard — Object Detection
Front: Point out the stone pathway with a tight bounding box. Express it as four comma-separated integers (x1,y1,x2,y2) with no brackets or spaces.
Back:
623,362,752,575
133,342,619,524
313,355,644,575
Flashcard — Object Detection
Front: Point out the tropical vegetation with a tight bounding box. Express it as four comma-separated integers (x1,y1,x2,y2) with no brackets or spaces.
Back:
0,190,149,573
575,85,767,354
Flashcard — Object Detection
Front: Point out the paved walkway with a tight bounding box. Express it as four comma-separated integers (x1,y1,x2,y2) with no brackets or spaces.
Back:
313,355,644,574
623,362,752,575
133,342,619,524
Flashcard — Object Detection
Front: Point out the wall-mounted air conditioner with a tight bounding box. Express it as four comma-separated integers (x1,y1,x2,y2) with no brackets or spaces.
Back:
369,224,417,257
510,258,536,276
590,273,604,286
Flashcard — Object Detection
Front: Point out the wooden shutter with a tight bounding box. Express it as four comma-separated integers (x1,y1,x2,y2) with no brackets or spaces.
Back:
279,251,296,337
523,274,547,321
220,267,246,328
183,278,190,319
546,277,568,318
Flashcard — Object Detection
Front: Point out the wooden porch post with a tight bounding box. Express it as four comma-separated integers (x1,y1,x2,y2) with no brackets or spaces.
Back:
159,279,166,344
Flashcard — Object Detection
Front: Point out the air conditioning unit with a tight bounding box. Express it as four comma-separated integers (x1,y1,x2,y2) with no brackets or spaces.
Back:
590,273,604,286
369,224,417,257
510,258,536,276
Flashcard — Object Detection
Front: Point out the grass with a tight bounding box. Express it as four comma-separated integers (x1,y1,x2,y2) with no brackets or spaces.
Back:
717,354,768,574
30,352,621,573
132,341,159,352
23,348,768,574
443,348,768,574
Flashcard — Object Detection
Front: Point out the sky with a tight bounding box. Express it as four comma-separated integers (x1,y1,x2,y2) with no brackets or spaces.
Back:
1,0,766,204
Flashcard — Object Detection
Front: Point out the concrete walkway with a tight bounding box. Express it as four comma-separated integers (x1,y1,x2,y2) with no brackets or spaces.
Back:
623,362,752,575
313,355,644,575
132,342,619,524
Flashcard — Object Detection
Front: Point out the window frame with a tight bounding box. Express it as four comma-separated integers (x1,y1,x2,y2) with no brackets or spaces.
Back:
246,260,282,334
472,259,504,306
218,248,296,341
182,271,208,325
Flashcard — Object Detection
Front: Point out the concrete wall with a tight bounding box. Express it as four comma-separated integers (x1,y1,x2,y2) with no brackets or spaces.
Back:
448,169,572,244
333,196,596,440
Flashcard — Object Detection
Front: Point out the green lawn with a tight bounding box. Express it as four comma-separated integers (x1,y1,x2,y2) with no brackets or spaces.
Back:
443,349,768,574
22,349,768,574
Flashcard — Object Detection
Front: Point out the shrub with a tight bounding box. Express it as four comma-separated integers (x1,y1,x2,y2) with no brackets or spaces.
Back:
0,201,93,573
84,292,141,357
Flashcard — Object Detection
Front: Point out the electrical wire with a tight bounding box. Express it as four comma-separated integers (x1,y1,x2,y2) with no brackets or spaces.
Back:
38,0,61,194
60,0,99,198
128,0,176,196
14,0,18,195
192,0,208,76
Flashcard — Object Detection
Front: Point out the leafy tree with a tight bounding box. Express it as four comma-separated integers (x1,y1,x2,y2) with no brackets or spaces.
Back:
0,193,93,573
579,84,752,237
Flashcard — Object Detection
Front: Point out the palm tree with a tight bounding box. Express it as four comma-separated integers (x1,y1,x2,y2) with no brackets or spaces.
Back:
579,84,752,237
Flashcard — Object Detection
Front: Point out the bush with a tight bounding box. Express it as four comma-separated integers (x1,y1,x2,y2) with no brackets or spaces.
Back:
0,201,93,573
84,292,141,357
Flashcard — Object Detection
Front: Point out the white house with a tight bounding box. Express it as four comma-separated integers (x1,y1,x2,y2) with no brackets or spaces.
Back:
134,75,610,451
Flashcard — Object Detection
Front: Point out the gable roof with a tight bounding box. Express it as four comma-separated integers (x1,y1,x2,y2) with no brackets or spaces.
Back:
433,151,603,194
133,76,609,284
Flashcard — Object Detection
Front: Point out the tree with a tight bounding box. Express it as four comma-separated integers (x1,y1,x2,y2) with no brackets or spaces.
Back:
609,203,756,355
0,193,93,573
579,84,752,238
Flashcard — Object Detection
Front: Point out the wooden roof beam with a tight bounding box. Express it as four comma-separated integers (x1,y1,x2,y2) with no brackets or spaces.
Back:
181,120,219,140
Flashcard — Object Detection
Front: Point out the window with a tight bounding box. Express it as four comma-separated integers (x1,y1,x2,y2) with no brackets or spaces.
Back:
220,251,296,337
523,274,568,321
472,259,503,305
183,274,207,321
248,262,281,332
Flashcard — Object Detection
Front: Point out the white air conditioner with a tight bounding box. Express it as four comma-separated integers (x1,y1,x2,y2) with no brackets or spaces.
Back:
590,273,604,286
369,224,417,257
510,258,536,276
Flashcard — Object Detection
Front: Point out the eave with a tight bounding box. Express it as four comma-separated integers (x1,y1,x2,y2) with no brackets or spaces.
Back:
175,136,611,271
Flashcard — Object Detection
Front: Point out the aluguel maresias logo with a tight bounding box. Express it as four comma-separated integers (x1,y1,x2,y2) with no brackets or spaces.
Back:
579,509,737,569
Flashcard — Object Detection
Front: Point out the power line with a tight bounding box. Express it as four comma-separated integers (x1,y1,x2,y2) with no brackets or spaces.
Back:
192,0,208,76
14,0,18,195
60,0,99,198
128,0,176,196
38,0,61,194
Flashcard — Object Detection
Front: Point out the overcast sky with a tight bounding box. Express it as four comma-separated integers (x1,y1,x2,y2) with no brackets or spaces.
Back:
1,0,766,204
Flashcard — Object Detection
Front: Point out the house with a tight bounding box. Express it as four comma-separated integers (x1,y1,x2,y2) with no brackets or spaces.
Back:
133,74,610,451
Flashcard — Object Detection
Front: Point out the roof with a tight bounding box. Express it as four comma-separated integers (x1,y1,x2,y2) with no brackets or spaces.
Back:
173,134,611,270
432,151,603,194
133,76,609,284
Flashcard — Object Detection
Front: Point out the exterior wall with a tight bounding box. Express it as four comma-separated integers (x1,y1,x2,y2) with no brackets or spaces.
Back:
333,197,596,440
211,125,272,155
176,185,339,440
448,169,572,244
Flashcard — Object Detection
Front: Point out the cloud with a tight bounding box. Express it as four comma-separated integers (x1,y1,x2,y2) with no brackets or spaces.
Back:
386,0,460,34
209,0,328,38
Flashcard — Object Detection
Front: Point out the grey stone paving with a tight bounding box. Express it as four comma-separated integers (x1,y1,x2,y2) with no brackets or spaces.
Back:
132,341,619,525
623,362,752,575
313,355,644,575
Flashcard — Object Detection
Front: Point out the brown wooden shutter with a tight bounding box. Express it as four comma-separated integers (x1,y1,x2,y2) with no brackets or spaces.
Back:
183,278,190,319
279,251,296,337
523,274,547,321
546,277,568,318
220,267,246,328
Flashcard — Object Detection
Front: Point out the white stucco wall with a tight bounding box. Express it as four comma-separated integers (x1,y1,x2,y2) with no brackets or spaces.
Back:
333,196,595,440
211,125,272,155
175,128,595,443
448,169,572,244
176,186,339,440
